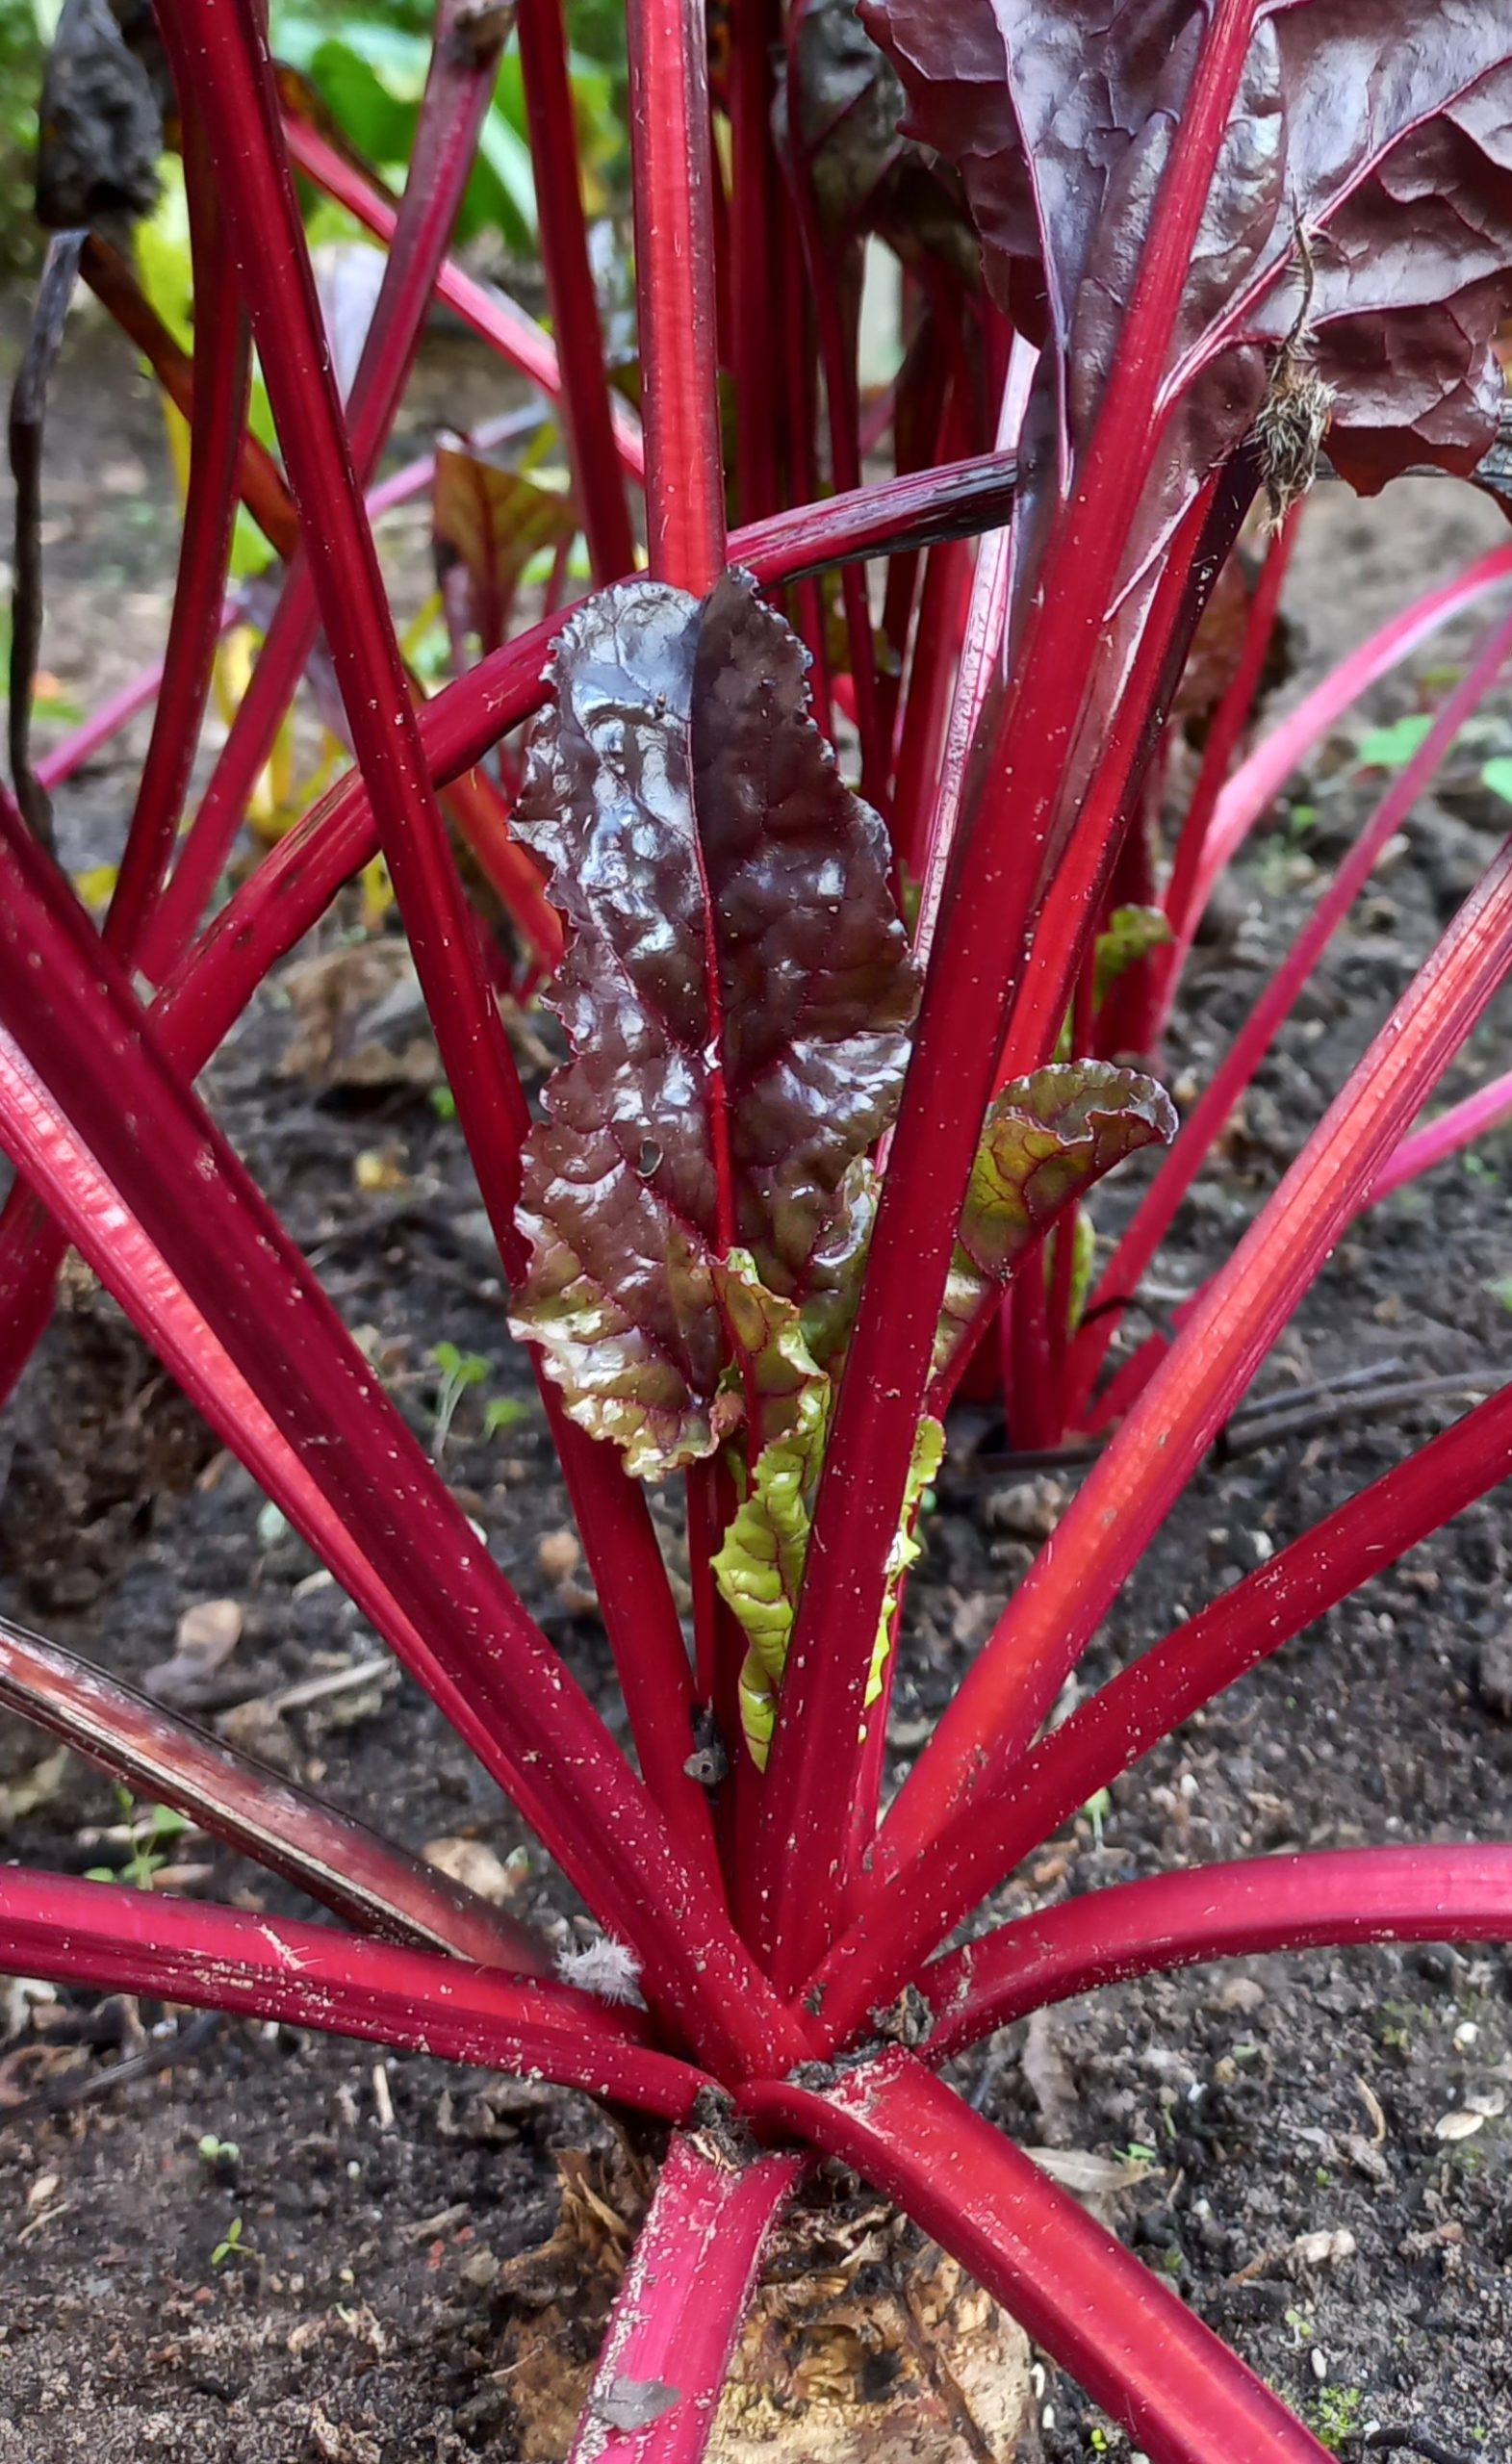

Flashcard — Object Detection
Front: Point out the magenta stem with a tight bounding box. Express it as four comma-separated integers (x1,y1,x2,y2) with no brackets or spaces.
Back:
1172,543,1512,971
567,2135,803,2464
813,1375,1512,2042
838,835,1512,2022
743,2052,1329,2464
1371,1065,1512,1201
752,0,1270,1991
925,1847,1512,2051
627,0,726,588
518,0,637,583
105,115,248,957
0,802,796,2078
1152,505,1299,1020
0,1867,706,2119
0,1608,548,1972
145,0,514,976
1079,595,1512,1405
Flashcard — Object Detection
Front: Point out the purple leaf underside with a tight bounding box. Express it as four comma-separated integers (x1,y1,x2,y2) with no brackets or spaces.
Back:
864,0,1512,499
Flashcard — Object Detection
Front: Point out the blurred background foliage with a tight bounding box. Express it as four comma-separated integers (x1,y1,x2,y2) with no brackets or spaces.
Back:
0,0,630,279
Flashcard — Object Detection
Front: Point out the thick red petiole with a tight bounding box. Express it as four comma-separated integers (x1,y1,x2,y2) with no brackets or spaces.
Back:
924,1848,1512,2050
566,2135,803,2464
0,1870,705,2119
0,1610,548,1972
744,2053,1330,2464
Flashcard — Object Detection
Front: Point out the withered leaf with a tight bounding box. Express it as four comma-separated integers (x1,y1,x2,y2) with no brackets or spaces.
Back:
432,442,577,660
510,572,917,1476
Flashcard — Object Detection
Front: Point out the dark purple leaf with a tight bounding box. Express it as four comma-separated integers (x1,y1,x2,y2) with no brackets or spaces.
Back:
864,0,1512,497
779,0,978,286
509,570,917,1476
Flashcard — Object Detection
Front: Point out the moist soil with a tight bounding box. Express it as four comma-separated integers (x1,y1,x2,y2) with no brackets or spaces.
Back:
1,307,1512,2463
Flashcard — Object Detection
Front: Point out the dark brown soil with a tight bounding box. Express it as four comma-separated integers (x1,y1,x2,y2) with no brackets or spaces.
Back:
2,305,1512,2462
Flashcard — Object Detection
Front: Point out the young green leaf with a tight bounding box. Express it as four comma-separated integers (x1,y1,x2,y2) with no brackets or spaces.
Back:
934,1063,1176,1379
863,1412,944,1719
718,1370,832,1769
1092,905,1174,1010
510,571,917,1476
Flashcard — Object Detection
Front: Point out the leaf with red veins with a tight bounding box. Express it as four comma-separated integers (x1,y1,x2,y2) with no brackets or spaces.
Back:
433,443,577,659
510,570,917,1477
864,0,1512,500
934,1063,1176,1380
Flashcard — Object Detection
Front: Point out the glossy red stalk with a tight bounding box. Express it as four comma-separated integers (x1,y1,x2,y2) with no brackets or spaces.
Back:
744,2053,1330,2464
145,0,519,977
992,477,1226,1094
0,1609,546,1972
152,12,703,1895
754,0,1269,1989
728,0,785,526
0,1869,707,2120
910,343,1037,974
1371,1065,1512,1202
925,1848,1512,2051
1152,504,1299,1014
841,835,1512,2017
0,1019,688,1953
517,0,638,582
626,0,725,589
105,117,248,957
0,799,796,2075
1079,596,1512,1407
566,2136,803,2464
782,16,885,802
280,111,645,482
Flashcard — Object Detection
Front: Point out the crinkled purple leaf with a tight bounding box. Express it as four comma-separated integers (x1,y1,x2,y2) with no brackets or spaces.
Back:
509,571,917,1476
864,0,1512,497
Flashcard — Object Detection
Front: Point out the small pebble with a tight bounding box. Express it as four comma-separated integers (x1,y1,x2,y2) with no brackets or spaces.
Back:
538,1527,582,1582
1434,2109,1486,2142
1217,1977,1267,2015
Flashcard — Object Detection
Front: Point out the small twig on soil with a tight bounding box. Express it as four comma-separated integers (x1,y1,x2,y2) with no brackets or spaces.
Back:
245,1656,397,1719
1363,2427,1478,2464
959,1362,1498,1481
0,2009,222,2127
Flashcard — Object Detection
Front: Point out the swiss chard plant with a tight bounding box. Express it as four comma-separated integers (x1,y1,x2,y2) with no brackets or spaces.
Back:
5,0,1512,2456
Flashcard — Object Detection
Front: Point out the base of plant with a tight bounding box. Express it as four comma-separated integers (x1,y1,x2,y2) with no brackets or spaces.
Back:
496,2149,1034,2464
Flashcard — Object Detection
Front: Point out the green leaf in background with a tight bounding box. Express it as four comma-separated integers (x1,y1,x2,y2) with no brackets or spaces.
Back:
136,162,279,579
1480,756,1512,806
1092,902,1173,1008
1354,712,1436,771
